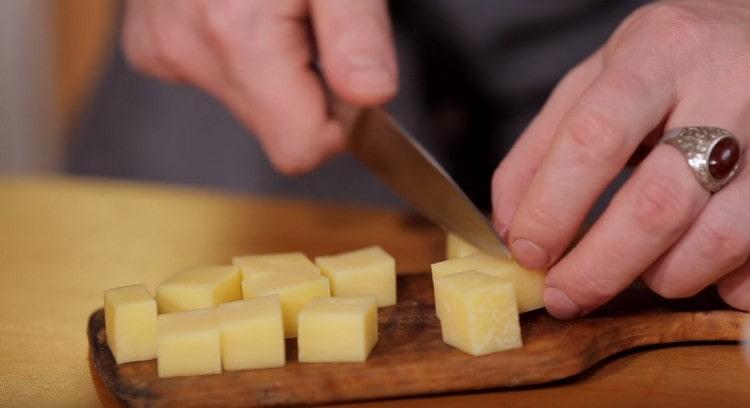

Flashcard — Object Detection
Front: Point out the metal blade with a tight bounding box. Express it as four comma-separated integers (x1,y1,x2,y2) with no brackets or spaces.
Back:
345,107,509,258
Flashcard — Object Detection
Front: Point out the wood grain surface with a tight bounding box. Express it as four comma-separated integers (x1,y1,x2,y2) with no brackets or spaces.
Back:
88,274,744,407
2,176,749,407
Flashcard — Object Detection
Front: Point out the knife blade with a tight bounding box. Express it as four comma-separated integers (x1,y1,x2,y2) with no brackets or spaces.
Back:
331,100,509,258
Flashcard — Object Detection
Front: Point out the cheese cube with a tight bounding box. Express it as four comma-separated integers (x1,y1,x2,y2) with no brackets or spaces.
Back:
216,297,285,370
232,252,321,279
431,253,545,314
242,273,330,338
434,271,522,356
157,309,221,378
104,284,157,364
156,265,241,313
297,296,378,363
315,246,396,307
446,232,480,259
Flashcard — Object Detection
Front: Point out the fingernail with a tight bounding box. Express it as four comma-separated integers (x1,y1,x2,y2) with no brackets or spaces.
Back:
346,55,394,95
511,238,549,269
544,287,582,319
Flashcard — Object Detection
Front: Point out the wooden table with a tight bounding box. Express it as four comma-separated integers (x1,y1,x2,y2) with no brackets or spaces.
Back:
1,176,748,407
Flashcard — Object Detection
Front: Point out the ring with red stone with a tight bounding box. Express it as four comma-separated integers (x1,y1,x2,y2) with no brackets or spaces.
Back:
662,126,742,193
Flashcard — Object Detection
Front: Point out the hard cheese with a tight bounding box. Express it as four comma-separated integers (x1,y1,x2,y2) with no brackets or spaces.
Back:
434,270,522,356
445,232,480,259
315,245,396,307
431,253,545,314
242,273,330,338
157,308,221,378
233,252,321,279
156,265,242,313
216,296,285,371
104,284,157,364
297,296,378,363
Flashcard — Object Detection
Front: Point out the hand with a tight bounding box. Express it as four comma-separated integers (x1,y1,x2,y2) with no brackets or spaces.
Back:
121,0,397,174
492,0,750,318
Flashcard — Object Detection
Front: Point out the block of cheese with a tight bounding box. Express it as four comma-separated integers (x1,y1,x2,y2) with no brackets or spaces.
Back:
431,253,545,314
314,246,396,307
242,273,330,338
232,252,321,279
446,232,480,259
216,296,285,370
434,270,522,356
157,308,221,378
297,296,378,363
156,265,242,313
104,284,157,364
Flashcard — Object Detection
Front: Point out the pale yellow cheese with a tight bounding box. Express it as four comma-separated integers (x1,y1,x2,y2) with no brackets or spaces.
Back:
431,253,545,314
297,296,378,363
242,273,330,338
156,308,221,378
434,271,522,356
446,232,480,259
104,284,157,364
232,252,321,279
216,296,285,370
315,245,396,307
156,265,242,313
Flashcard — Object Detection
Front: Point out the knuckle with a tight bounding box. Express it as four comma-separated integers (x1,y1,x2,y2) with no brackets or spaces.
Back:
564,109,625,167
120,25,157,74
604,70,654,102
149,27,191,72
120,31,177,81
639,4,711,52
202,1,237,42
632,177,692,235
492,158,530,192
120,34,149,72
202,1,267,58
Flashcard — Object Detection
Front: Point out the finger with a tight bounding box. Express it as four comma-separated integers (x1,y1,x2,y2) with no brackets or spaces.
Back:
202,1,346,174
643,95,749,297
311,0,397,105
717,262,750,311
491,53,603,240
139,0,224,89
644,173,750,298
508,65,675,270
544,141,710,319
121,0,179,81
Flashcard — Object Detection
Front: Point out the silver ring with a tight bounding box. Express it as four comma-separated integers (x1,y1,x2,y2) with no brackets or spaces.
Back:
662,126,742,192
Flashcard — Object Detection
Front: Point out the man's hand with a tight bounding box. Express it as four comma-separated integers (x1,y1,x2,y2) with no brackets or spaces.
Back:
492,0,750,317
122,0,397,174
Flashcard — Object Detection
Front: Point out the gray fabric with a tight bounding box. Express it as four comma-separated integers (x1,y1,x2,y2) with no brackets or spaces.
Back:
67,0,648,210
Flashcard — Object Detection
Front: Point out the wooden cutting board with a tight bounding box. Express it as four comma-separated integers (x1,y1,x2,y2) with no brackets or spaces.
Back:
88,273,744,407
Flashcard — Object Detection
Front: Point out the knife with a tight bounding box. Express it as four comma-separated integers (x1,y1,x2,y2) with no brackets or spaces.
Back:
330,98,510,258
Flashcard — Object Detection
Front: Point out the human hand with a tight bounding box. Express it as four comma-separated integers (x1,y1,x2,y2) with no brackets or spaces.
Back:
121,0,397,174
492,0,750,318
